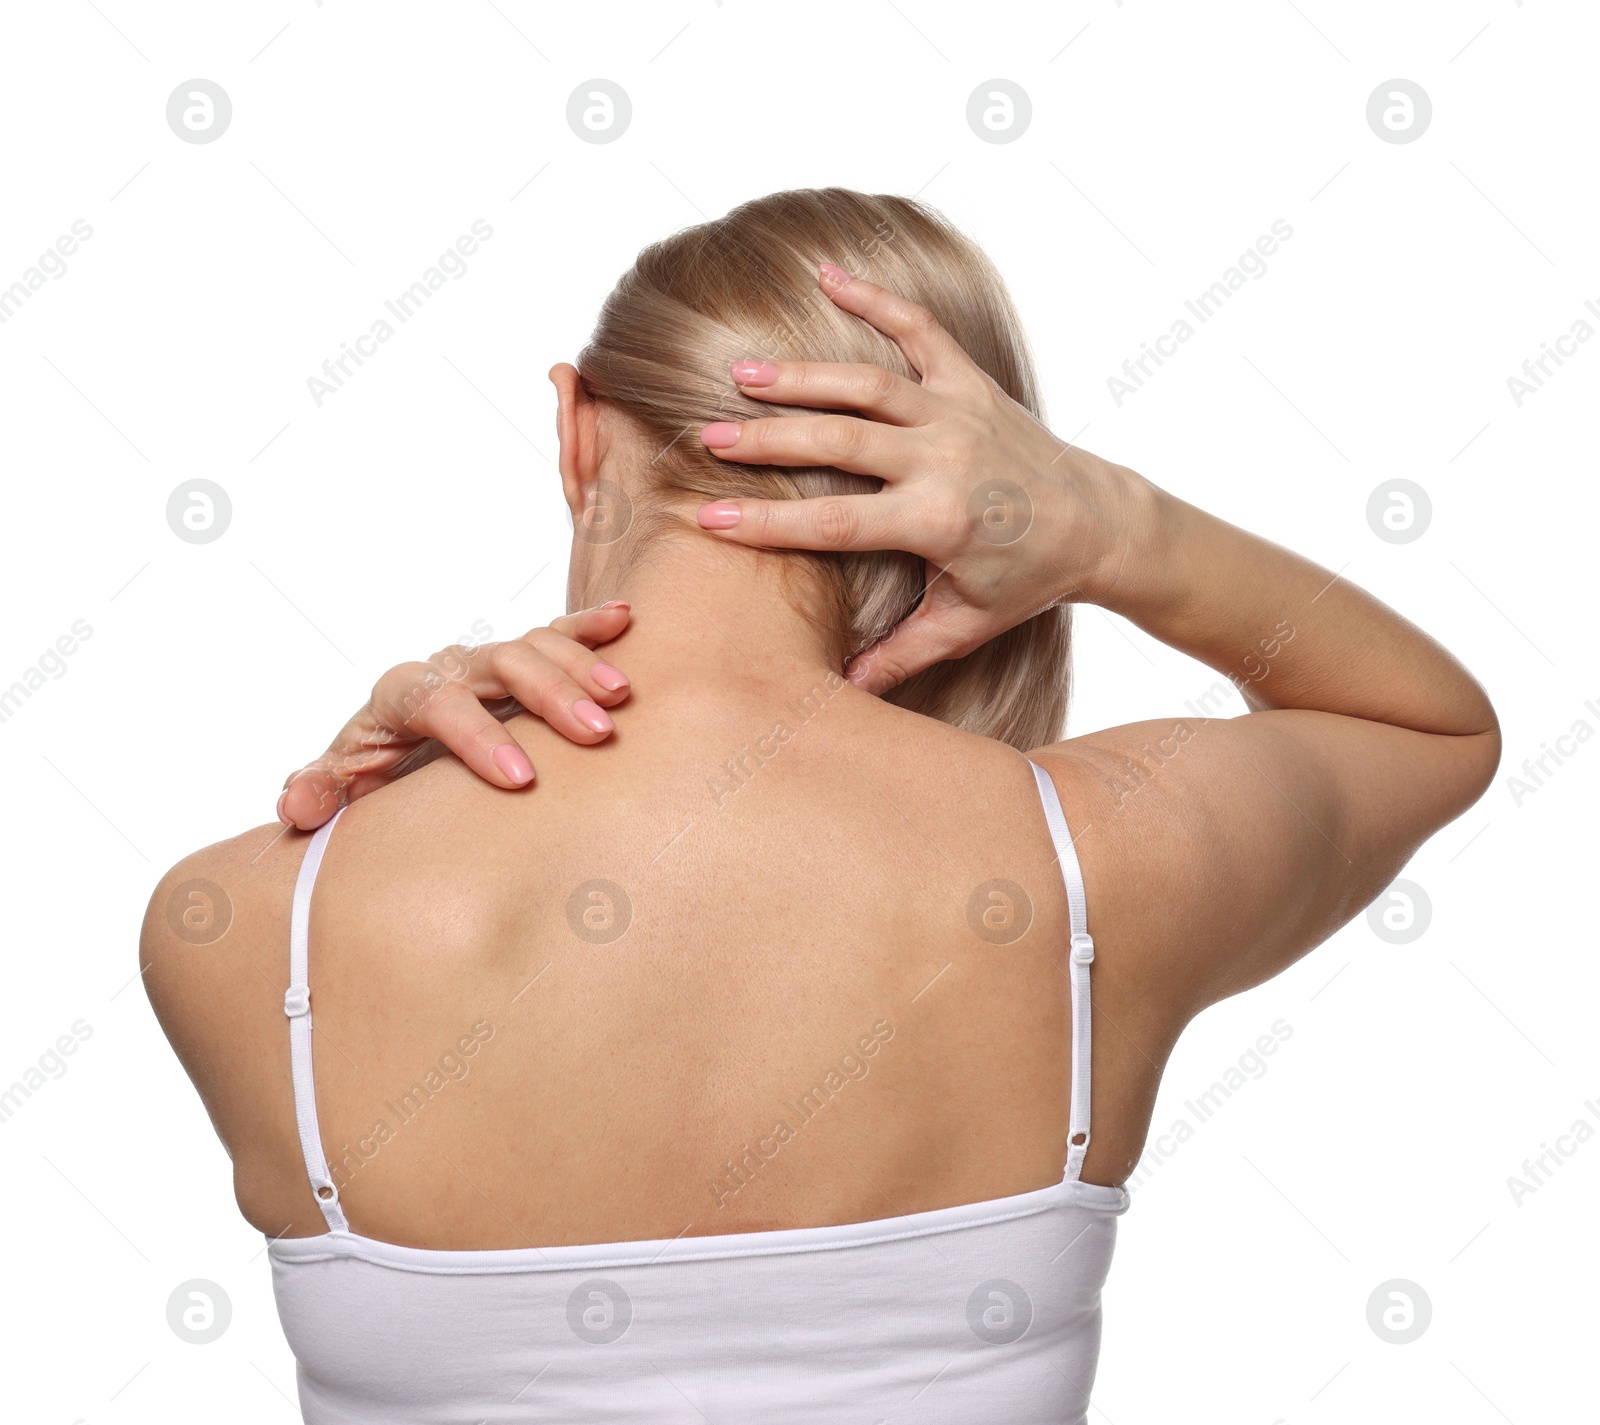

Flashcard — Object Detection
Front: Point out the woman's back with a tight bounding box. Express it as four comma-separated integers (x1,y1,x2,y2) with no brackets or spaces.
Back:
150,660,1154,1255
149,662,1143,1423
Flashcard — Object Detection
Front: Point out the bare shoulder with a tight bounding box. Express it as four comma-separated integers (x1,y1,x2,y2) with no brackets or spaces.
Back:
140,823,312,1202
140,823,305,1025
1024,737,1206,1041
1028,704,1469,1032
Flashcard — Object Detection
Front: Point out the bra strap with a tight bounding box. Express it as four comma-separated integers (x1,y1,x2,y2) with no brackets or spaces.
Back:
1029,761,1095,1183
286,808,348,1233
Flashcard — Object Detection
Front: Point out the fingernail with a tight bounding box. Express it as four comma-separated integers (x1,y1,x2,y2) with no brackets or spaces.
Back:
276,791,292,825
573,699,615,734
491,742,535,785
591,662,629,691
697,502,741,530
819,263,854,291
601,599,630,610
731,359,780,386
700,421,741,448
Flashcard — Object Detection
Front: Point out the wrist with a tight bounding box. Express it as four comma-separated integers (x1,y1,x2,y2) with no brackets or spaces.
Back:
1071,463,1176,614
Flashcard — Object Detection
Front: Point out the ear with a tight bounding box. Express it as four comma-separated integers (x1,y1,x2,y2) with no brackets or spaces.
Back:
549,362,600,518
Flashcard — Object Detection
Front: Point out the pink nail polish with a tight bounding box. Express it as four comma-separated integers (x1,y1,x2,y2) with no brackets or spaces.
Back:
601,599,630,610
697,502,741,530
591,662,629,691
491,743,535,784
731,360,780,386
573,699,615,734
276,791,292,825
819,263,854,291
700,422,741,448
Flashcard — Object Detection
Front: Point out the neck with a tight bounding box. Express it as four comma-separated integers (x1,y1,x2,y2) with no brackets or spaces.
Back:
584,536,843,701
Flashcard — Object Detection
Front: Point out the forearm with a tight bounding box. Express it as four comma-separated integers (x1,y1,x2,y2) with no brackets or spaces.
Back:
1088,475,1499,741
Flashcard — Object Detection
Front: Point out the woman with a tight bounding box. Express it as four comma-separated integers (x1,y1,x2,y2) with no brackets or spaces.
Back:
144,189,1499,1422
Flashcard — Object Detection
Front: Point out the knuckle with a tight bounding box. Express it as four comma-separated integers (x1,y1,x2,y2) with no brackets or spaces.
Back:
428,644,473,680
822,414,867,461
860,364,896,401
871,650,911,688
524,627,565,656
376,660,429,698
928,494,970,556
375,662,435,718
815,499,862,549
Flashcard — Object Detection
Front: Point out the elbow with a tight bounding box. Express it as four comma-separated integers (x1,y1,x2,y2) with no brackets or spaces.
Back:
1454,715,1502,814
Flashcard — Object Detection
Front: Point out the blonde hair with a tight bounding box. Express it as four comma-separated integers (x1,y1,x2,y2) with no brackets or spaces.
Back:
576,187,1070,751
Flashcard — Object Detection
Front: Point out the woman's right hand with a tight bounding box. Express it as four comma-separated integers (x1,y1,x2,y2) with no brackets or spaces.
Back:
693,264,1149,693
277,603,633,830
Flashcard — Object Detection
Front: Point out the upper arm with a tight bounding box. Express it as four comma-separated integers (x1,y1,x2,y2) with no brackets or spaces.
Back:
1034,708,1500,1022
140,827,302,1176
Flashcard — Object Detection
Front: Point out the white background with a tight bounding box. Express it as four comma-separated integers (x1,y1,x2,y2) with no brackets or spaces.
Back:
1,1,1594,1421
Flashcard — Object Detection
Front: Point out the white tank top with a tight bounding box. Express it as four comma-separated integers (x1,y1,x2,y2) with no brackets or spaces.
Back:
269,760,1130,1422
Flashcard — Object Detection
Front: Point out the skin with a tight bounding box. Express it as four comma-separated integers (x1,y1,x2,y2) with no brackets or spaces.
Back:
142,268,1500,1252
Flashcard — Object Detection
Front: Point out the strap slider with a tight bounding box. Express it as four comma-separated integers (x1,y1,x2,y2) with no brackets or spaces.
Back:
284,985,311,1018
1070,932,1095,966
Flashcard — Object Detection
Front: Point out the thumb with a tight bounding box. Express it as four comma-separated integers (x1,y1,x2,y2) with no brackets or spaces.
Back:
845,604,993,695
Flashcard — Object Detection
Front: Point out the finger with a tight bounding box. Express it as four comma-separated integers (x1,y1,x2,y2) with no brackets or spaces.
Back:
278,763,391,830
817,265,976,383
728,359,937,426
481,640,618,742
518,625,632,706
395,678,552,782
293,677,541,819
844,604,997,696
547,600,631,649
695,490,925,553
282,608,633,825
699,412,912,480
